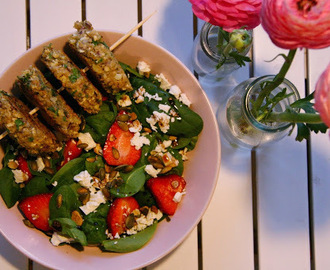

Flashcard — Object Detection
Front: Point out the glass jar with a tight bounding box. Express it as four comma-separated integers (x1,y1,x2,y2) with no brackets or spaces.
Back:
217,75,300,149
192,22,252,81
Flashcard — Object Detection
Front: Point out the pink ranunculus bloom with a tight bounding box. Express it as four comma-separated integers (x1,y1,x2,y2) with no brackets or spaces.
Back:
261,0,330,49
315,63,330,129
188,0,262,32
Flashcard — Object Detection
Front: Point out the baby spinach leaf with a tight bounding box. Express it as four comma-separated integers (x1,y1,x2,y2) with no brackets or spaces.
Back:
0,168,20,208
110,166,146,198
49,184,81,219
81,203,110,245
102,221,157,252
50,218,87,246
1,144,15,167
83,101,117,144
50,155,87,190
85,154,105,176
134,189,156,207
20,176,50,199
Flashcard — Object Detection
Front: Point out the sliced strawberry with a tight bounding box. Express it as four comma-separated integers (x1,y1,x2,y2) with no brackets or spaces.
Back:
106,197,140,236
17,155,32,181
146,174,186,215
103,114,141,166
59,139,83,168
18,193,53,231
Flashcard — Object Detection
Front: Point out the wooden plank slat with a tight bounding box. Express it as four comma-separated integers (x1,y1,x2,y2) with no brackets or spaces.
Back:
0,1,30,269
253,25,311,270
309,47,330,270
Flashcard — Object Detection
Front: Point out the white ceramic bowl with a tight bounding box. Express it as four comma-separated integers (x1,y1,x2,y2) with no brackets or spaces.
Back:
0,31,221,270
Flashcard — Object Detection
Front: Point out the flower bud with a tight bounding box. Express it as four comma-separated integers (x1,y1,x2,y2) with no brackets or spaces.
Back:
229,29,252,52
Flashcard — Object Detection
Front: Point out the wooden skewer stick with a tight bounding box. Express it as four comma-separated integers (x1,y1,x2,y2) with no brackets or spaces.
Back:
110,10,157,51
0,12,156,141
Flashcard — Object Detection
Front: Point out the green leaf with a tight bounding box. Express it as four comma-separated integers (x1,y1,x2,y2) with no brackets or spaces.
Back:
49,184,81,219
50,217,87,246
134,189,156,207
0,168,21,208
102,221,158,252
110,166,147,198
295,123,310,142
81,203,110,245
85,154,105,176
21,176,50,199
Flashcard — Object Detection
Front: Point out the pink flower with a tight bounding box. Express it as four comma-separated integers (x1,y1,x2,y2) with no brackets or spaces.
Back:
315,63,330,128
261,0,330,49
188,0,262,32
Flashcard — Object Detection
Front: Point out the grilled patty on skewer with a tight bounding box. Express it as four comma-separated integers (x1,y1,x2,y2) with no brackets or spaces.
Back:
15,65,81,139
68,20,132,94
41,44,102,114
0,90,60,155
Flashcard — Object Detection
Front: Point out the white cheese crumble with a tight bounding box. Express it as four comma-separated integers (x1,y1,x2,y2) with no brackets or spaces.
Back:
173,190,186,203
169,85,181,99
130,132,150,150
73,170,93,189
12,169,28,184
50,232,73,246
179,93,192,107
158,104,171,113
36,156,45,172
79,190,106,215
155,73,172,90
118,94,132,107
146,111,171,133
137,61,151,75
129,120,142,133
144,92,162,102
78,132,97,151
126,209,163,235
145,164,161,178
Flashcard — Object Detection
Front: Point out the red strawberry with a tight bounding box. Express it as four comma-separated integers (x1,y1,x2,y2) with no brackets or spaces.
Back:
18,193,53,231
146,174,186,215
59,139,82,168
103,115,141,166
17,155,32,181
106,197,140,236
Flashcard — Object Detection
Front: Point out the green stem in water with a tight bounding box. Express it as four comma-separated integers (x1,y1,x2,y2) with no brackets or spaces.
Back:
252,49,297,114
267,111,323,124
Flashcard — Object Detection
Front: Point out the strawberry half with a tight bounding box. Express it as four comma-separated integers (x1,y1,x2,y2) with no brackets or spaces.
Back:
146,174,186,215
106,197,140,236
59,139,83,168
103,115,141,166
17,155,32,181
18,193,53,231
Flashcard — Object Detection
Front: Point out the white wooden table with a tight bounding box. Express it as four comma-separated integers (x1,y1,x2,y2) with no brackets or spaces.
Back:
0,1,329,269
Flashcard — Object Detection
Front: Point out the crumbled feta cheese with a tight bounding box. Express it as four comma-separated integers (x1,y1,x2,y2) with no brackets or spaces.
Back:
126,208,163,235
52,181,58,187
50,232,73,246
130,132,150,150
12,169,28,183
79,190,106,215
179,93,192,107
36,156,45,172
146,111,171,133
144,92,162,101
145,164,161,178
155,73,172,90
179,148,189,161
129,120,142,133
118,94,132,107
173,190,186,203
74,170,93,188
78,132,97,151
137,61,151,75
158,104,171,113
169,85,182,99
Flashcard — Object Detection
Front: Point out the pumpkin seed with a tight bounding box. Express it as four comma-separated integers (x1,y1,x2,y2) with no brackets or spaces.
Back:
112,147,120,160
29,160,38,171
171,180,179,189
109,134,116,141
7,160,18,169
140,206,149,216
109,170,118,179
99,167,105,180
44,167,55,175
77,187,89,195
23,219,35,228
117,113,130,122
77,142,88,149
125,213,136,229
101,187,111,200
79,193,90,205
117,121,128,131
160,166,172,174
104,164,113,173
51,151,60,160
42,157,51,168
151,205,158,214
94,144,103,155
86,157,96,163
71,210,84,226
129,112,137,121
56,194,63,209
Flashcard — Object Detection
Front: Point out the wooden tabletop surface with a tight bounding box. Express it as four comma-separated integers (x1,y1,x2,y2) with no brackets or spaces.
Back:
0,1,329,269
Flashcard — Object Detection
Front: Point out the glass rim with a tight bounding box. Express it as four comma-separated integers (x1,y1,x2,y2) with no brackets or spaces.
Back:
243,75,301,133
